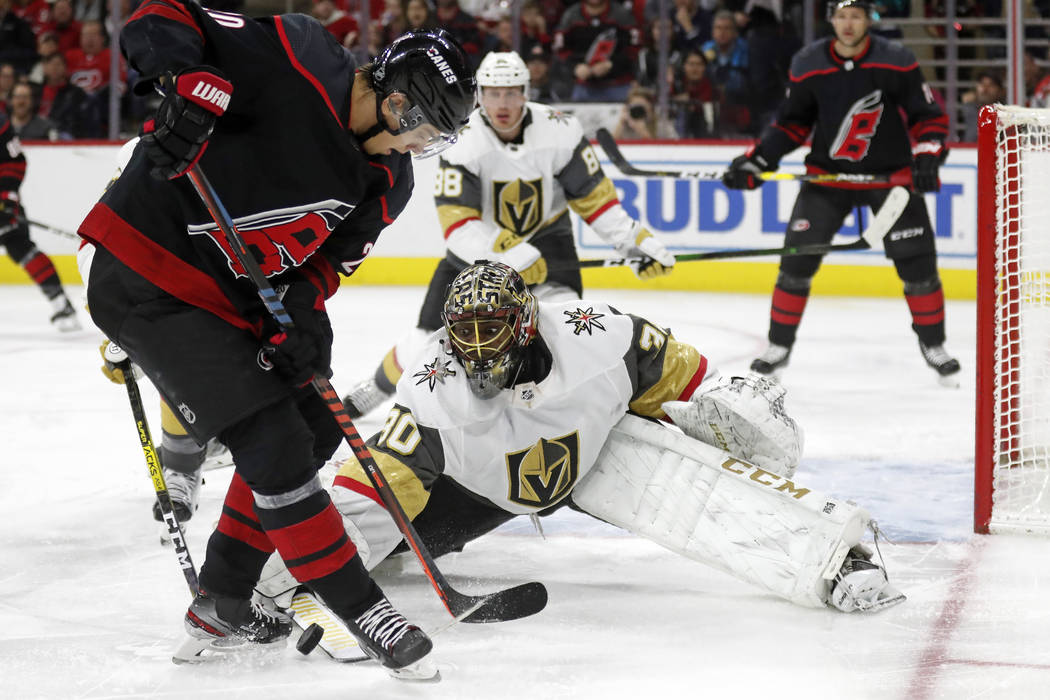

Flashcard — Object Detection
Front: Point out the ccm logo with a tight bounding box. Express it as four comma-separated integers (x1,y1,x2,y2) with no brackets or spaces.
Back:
426,47,458,84
191,81,231,111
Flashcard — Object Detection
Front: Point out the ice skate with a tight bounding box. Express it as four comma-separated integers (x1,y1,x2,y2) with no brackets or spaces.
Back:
173,589,293,663
828,546,905,613
919,341,960,387
749,343,790,376
344,597,434,676
341,376,391,419
49,296,81,332
154,466,202,544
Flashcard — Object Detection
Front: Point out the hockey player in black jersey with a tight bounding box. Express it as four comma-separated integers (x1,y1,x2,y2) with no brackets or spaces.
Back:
78,0,475,670
0,114,80,331
723,0,960,387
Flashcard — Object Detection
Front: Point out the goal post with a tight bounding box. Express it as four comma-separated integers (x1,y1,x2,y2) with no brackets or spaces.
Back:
976,104,1050,535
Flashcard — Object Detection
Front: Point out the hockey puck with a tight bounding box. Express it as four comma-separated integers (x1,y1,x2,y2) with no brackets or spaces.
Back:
296,623,324,655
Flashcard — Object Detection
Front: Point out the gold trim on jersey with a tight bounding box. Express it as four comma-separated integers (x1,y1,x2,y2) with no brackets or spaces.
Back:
335,452,431,520
381,347,403,386
437,204,482,235
568,177,617,221
493,177,544,237
505,431,580,508
628,338,702,419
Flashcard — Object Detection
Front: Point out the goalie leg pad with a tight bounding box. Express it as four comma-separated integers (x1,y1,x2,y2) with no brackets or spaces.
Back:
662,372,804,477
572,414,869,609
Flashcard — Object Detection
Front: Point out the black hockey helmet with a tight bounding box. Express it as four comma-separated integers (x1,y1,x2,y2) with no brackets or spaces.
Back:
826,0,878,20
441,261,538,399
371,29,477,157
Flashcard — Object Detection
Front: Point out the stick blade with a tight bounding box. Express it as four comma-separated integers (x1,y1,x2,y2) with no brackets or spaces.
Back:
455,582,548,624
861,186,910,248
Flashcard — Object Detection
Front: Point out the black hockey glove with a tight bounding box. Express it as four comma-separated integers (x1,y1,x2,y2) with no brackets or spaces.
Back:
911,141,947,193
261,282,334,387
141,66,232,181
722,149,770,190
0,196,24,236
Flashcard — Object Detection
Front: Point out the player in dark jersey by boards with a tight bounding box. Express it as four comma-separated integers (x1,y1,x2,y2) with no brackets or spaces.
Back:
0,113,80,331
723,0,960,387
77,1,476,671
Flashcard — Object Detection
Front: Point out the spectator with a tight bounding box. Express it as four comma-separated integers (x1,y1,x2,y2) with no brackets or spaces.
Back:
11,0,50,35
960,71,1003,142
0,62,16,113
38,52,101,138
612,85,678,140
65,20,127,97
741,0,798,132
8,82,59,140
636,17,680,91
519,0,551,57
701,9,751,134
435,0,483,67
554,0,640,102
524,43,569,102
371,0,406,52
672,0,713,52
1027,50,1050,107
44,0,81,54
311,0,359,46
402,0,435,31
672,49,717,137
0,0,37,75
481,15,514,55
28,31,61,85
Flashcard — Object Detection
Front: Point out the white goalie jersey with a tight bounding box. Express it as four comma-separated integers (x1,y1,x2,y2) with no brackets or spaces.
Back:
434,103,644,270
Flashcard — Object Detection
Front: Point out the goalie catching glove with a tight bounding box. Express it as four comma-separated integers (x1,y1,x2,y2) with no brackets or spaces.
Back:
662,371,803,476
141,66,232,180
615,223,674,280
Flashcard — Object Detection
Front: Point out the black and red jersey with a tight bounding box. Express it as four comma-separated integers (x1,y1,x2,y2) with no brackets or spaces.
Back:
78,0,413,335
755,34,948,176
0,115,27,197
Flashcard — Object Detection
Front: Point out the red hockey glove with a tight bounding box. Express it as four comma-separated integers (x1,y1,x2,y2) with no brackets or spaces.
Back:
261,282,334,387
911,141,947,193
141,66,232,180
722,148,769,190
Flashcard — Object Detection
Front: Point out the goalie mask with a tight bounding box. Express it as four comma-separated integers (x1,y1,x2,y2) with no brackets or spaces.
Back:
442,261,538,399
370,29,477,158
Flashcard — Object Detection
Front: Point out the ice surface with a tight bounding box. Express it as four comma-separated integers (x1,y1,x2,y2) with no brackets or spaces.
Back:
3,284,1047,700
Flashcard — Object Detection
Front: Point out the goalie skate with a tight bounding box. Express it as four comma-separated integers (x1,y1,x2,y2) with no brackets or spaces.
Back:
173,590,293,664
828,546,906,613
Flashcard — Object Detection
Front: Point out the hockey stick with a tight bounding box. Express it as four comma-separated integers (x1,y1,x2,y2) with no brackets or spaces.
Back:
111,345,199,596
27,218,79,240
575,185,910,270
595,128,913,186
185,165,547,624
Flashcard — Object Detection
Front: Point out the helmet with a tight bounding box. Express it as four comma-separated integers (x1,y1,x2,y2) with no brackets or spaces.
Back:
441,261,538,399
476,51,530,92
476,51,529,134
371,29,477,157
826,0,878,20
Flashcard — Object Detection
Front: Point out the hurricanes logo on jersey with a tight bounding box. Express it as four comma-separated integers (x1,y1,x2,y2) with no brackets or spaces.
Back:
830,90,884,162
187,200,355,278
506,431,580,508
493,178,544,238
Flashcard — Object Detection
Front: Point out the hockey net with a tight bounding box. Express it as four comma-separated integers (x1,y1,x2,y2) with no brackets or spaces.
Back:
976,104,1050,535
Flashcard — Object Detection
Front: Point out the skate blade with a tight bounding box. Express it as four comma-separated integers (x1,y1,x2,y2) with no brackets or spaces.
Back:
387,658,440,682
171,634,285,664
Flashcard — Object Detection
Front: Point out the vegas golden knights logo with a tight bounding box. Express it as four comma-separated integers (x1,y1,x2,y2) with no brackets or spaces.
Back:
506,431,580,508
493,178,544,241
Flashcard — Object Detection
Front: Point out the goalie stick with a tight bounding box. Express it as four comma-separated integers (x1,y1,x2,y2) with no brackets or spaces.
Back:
574,185,910,269
185,165,547,625
595,128,913,186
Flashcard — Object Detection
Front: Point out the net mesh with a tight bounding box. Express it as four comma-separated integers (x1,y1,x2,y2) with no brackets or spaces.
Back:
991,106,1050,533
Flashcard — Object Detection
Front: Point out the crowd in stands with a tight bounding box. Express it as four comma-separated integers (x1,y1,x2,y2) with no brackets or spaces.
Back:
0,0,1044,141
